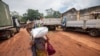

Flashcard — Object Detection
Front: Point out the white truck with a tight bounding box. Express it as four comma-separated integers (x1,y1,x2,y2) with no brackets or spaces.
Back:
61,18,100,36
43,18,61,30
34,18,61,30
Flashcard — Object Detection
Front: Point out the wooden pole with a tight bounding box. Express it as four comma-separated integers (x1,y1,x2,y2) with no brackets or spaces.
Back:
77,11,80,20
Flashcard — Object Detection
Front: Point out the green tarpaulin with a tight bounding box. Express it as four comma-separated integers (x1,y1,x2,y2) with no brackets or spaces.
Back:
0,1,12,27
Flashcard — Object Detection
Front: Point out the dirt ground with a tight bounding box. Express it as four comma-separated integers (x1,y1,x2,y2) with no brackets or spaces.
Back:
0,28,100,56
0,29,32,56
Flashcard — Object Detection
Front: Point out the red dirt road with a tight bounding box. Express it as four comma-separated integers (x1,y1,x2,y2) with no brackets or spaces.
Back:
0,29,100,56
47,31,100,56
0,29,32,56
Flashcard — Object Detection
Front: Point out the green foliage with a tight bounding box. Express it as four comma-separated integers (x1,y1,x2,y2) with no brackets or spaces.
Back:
11,11,22,22
45,8,54,18
45,8,61,18
21,13,28,22
53,11,61,18
11,11,19,18
22,9,43,22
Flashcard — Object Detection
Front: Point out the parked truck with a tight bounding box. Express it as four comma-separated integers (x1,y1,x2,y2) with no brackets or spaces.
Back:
43,18,61,30
61,13,100,37
0,0,20,39
34,18,61,30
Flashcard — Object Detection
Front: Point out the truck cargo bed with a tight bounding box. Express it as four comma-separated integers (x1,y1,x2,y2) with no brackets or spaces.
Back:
0,26,13,30
0,1,13,29
43,18,61,25
66,19,100,29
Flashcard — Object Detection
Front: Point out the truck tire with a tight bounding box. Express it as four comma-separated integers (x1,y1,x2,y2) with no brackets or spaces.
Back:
16,27,20,33
5,31,11,39
10,30,14,37
52,27,56,30
62,26,67,31
89,30,99,37
51,27,56,30
63,27,66,31
48,26,56,31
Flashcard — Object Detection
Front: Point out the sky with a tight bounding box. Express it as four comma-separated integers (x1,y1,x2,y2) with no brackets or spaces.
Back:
3,0,100,15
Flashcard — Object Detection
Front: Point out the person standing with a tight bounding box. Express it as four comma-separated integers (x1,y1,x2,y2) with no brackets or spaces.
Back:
30,27,48,56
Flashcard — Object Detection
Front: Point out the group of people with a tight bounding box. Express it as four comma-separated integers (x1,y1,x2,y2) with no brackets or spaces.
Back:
26,21,50,56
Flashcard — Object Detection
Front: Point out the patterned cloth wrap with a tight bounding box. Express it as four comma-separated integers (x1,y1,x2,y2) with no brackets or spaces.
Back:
34,38,48,56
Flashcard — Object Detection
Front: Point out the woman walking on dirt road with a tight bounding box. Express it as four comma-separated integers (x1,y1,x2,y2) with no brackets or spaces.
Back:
28,27,49,56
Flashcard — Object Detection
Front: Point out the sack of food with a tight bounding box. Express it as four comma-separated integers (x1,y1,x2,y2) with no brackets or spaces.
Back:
31,27,48,38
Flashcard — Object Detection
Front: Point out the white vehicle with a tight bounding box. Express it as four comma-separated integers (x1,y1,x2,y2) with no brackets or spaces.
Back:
34,18,61,30
61,18,100,36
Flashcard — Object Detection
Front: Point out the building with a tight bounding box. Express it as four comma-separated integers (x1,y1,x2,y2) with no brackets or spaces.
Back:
62,5,100,21
79,5,100,20
62,8,77,21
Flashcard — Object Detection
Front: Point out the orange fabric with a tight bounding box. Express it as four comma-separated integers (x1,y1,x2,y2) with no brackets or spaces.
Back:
36,50,48,56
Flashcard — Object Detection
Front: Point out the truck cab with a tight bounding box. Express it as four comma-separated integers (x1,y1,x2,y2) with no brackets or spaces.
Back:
61,17,67,30
61,17,66,27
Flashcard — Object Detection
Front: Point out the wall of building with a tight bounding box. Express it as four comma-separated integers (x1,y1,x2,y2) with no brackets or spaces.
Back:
62,8,77,21
79,6,100,20
62,6,100,21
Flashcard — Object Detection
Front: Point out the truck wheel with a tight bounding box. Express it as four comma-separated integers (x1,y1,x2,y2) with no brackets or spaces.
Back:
53,27,56,30
51,27,56,30
62,27,67,31
48,26,56,31
10,30,14,37
89,30,99,37
63,27,66,31
5,31,11,39
16,27,20,33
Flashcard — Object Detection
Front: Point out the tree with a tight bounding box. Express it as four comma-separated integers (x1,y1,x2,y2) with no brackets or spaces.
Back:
45,8,61,18
22,9,43,22
11,11,19,16
21,13,28,22
27,9,43,20
53,11,61,18
11,11,22,22
45,8,54,18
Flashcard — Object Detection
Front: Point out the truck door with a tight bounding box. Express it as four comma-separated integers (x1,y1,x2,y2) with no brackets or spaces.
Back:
61,17,66,27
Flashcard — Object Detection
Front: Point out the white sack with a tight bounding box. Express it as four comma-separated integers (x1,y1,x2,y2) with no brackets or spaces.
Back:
31,27,48,38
